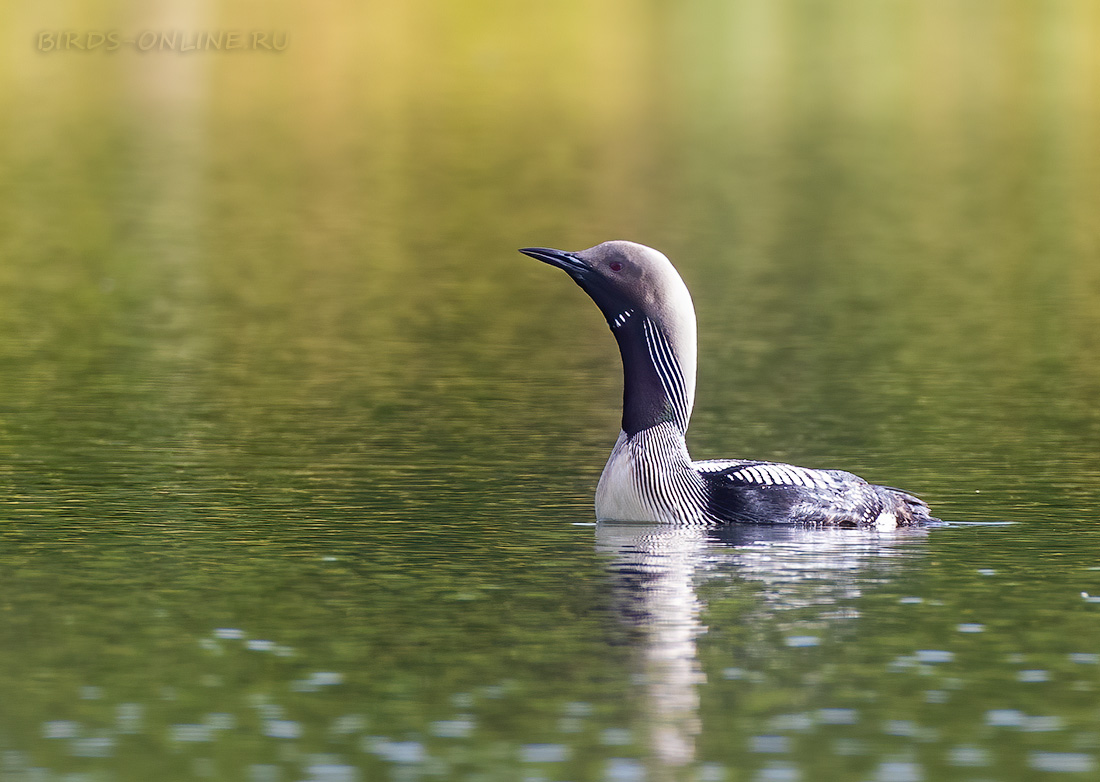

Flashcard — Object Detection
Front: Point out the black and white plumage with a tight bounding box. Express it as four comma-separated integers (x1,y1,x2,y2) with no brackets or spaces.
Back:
520,241,938,529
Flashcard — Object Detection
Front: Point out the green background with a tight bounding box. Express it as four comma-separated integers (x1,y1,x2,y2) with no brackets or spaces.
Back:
1,1,1099,780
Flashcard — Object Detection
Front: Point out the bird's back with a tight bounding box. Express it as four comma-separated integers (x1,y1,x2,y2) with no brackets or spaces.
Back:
695,459,939,529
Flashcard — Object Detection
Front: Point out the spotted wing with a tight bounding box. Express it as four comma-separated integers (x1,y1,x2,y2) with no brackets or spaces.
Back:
695,459,858,491
698,460,855,491
694,459,923,527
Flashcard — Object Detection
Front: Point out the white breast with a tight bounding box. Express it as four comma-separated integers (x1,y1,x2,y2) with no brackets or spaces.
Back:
595,431,660,522
594,426,709,524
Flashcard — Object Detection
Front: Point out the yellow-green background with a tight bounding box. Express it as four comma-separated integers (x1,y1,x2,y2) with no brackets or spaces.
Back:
1,2,1099,780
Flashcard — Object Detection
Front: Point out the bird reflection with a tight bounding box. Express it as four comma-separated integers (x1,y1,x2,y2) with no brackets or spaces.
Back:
595,522,928,775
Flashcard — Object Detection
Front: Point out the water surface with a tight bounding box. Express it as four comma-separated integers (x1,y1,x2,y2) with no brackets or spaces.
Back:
2,1,1100,780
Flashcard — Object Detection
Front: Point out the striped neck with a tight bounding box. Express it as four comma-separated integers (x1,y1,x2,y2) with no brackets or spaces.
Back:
611,314,697,438
596,424,710,524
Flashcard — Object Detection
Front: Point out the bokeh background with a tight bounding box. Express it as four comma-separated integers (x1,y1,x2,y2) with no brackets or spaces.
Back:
2,2,1100,781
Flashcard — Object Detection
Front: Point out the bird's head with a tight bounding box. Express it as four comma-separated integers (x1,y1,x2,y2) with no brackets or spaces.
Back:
518,241,695,343
520,241,698,434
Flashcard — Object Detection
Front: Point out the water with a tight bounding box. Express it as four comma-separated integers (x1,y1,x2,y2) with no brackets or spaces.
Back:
2,1,1100,780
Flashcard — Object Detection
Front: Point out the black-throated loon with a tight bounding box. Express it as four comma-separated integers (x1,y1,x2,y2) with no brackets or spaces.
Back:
520,241,938,529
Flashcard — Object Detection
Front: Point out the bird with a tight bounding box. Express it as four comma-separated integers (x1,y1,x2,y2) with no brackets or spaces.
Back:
519,241,939,529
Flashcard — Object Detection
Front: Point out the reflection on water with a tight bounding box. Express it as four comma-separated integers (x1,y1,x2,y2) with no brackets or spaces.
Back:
598,524,709,770
4,522,1100,781
596,523,1100,781
597,523,927,777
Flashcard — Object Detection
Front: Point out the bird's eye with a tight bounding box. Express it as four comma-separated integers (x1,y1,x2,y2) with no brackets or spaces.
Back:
609,262,623,272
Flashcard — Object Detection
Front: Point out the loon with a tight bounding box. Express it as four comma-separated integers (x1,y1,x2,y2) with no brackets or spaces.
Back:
520,241,939,529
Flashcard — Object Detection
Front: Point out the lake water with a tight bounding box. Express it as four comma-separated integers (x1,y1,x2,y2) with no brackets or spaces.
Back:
2,2,1100,780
